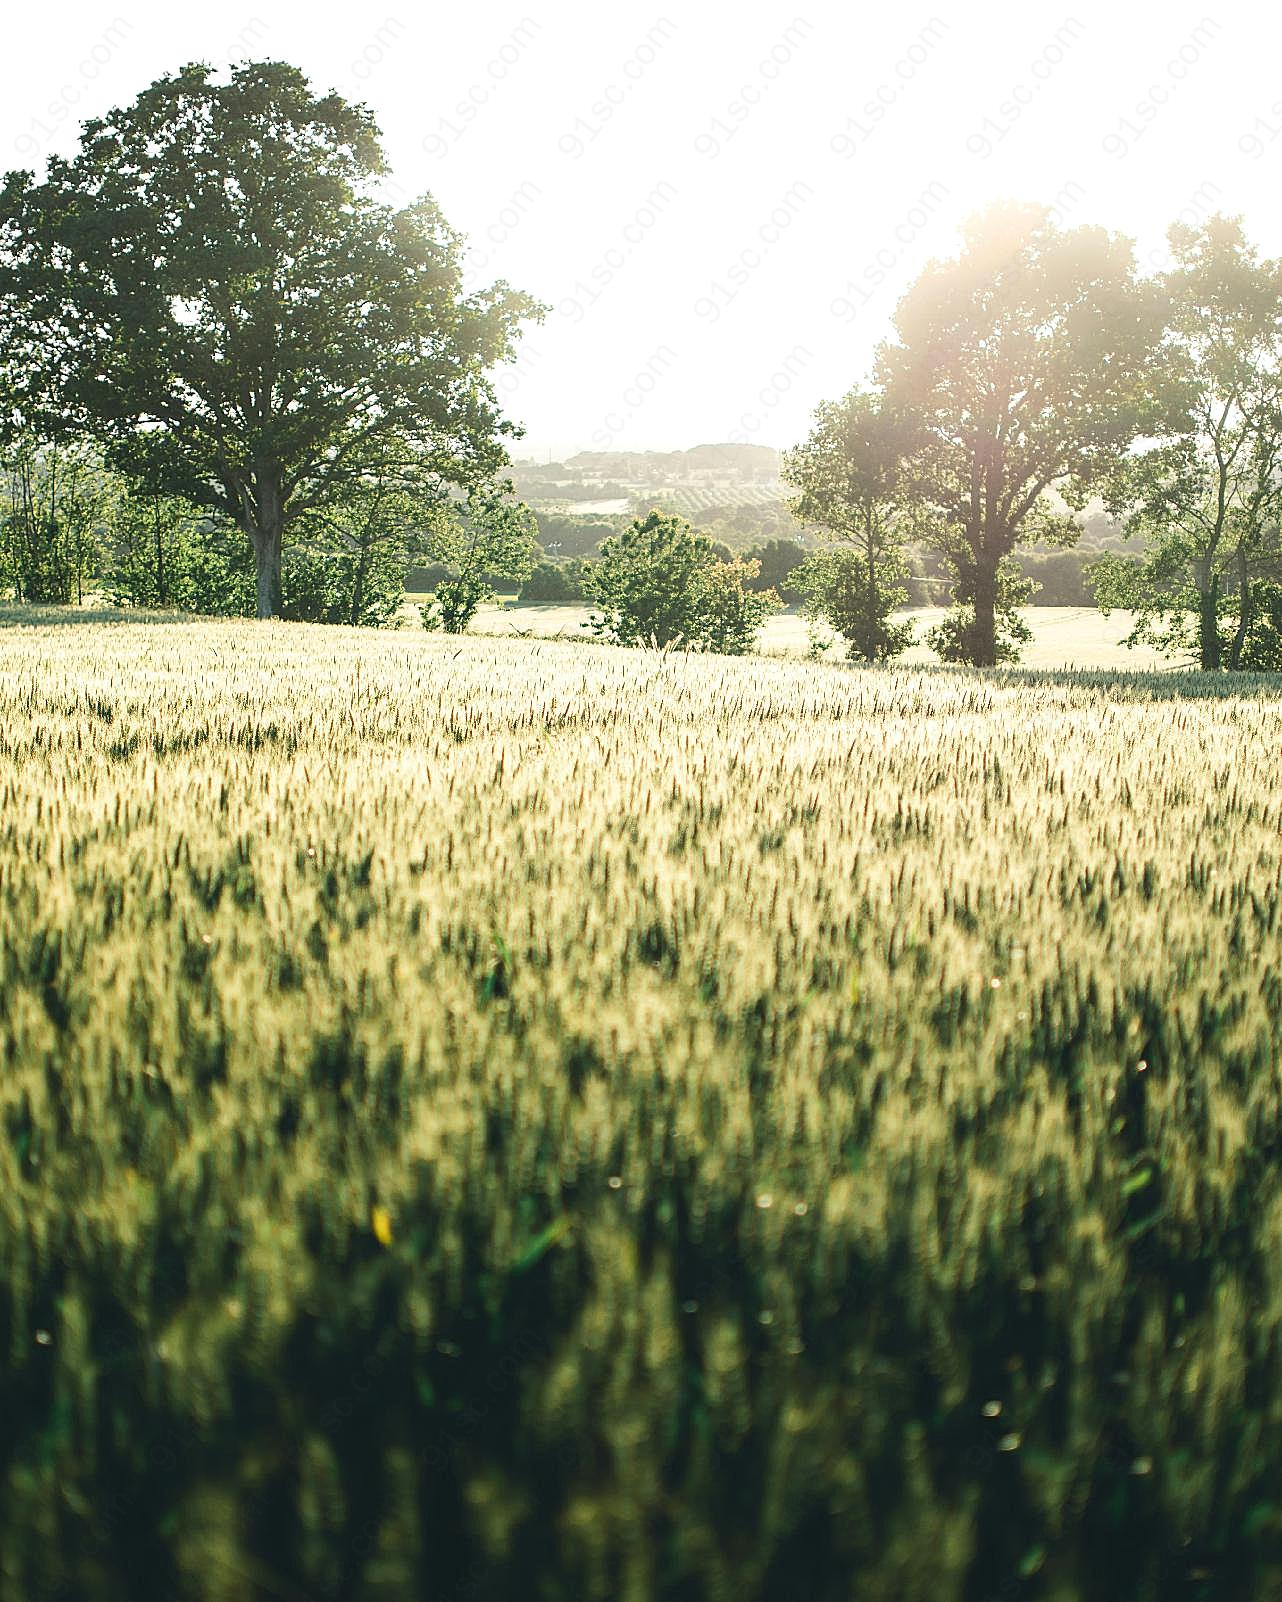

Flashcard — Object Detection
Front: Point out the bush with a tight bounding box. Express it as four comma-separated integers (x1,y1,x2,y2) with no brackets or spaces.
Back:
694,558,782,654
588,511,777,654
926,557,1034,665
420,487,538,633
107,504,258,616
421,574,492,634
795,546,913,662
1238,581,1282,670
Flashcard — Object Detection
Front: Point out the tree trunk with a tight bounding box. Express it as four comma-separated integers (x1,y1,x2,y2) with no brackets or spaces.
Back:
1227,543,1252,672
247,470,285,619
253,526,283,618
970,560,998,668
350,544,369,628
863,513,878,662
1198,570,1221,672
153,498,167,608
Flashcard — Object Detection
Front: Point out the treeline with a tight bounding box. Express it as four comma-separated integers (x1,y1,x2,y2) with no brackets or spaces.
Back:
520,523,1118,609
787,209,1282,669
2,60,1281,669
0,438,540,632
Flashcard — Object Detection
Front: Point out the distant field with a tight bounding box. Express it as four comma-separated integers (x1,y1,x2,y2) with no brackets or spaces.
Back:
448,603,1170,671
633,483,785,515
3,612,1281,1598
525,486,785,517
525,496,632,515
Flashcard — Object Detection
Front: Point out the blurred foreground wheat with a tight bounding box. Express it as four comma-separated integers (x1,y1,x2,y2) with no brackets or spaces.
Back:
2,614,1282,1601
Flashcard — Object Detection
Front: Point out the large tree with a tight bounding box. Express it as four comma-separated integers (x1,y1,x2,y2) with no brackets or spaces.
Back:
0,61,541,617
877,203,1162,665
784,388,914,662
1092,216,1282,671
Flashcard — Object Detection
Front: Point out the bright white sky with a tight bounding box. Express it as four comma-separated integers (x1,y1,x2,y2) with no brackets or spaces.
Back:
4,3,1281,458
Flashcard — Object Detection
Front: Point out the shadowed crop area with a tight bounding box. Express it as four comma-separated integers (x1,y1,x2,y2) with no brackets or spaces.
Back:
3,617,1282,1601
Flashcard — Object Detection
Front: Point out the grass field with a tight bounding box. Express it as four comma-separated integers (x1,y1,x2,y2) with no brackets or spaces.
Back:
3,611,1282,1600
445,604,1171,672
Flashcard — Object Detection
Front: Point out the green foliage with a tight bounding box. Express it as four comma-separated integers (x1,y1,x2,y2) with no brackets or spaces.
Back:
796,547,914,661
877,202,1163,665
1017,549,1094,607
1240,581,1282,669
1097,216,1282,671
420,484,538,633
743,537,808,600
588,510,777,653
693,500,800,551
279,543,397,627
282,449,454,628
0,61,543,616
3,622,1282,1598
1,438,114,603
693,556,782,654
533,512,622,559
785,389,915,662
423,572,491,634
106,494,258,615
926,556,1036,664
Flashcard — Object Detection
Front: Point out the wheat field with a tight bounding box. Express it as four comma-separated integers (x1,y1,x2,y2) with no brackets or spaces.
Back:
3,611,1282,1601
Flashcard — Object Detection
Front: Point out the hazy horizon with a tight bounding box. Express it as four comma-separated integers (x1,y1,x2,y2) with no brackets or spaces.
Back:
5,2,1279,457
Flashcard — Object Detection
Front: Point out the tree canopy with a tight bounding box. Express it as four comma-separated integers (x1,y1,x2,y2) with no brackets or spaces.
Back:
0,60,542,616
876,203,1163,664
784,388,915,662
1093,216,1282,669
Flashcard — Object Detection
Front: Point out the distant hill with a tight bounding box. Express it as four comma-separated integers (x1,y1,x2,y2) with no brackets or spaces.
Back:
513,443,782,491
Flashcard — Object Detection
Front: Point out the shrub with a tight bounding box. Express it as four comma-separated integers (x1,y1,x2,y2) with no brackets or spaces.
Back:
280,540,404,628
695,557,782,654
107,502,258,616
422,573,492,634
926,557,1034,665
795,546,914,662
420,487,538,634
588,511,777,654
1238,581,1282,670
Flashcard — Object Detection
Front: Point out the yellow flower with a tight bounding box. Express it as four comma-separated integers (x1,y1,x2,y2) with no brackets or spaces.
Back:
371,1205,393,1247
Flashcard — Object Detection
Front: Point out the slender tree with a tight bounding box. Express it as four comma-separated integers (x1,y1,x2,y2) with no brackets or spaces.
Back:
1092,216,1282,670
877,203,1162,665
421,484,539,634
784,388,914,662
0,61,541,617
1,438,115,604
